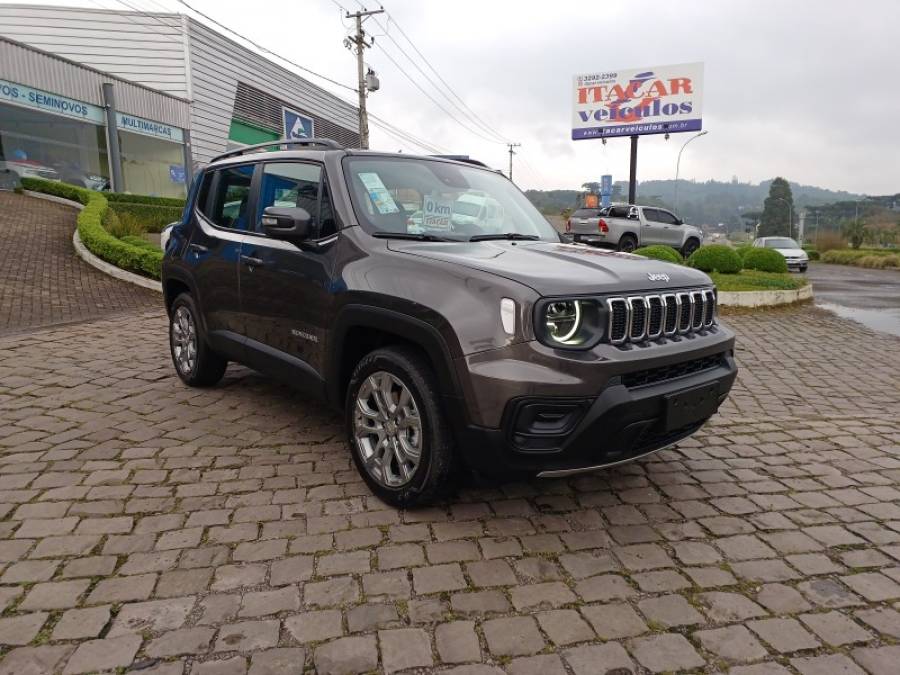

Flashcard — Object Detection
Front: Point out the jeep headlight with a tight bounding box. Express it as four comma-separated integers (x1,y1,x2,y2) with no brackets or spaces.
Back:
536,299,603,349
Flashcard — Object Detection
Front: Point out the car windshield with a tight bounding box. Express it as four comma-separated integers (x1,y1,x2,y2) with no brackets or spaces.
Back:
764,238,800,248
343,156,560,241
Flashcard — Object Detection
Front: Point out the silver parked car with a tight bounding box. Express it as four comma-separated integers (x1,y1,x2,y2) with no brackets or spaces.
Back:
567,204,703,256
752,237,809,272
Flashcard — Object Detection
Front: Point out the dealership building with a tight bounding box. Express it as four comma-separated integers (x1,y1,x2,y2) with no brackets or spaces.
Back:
0,4,360,197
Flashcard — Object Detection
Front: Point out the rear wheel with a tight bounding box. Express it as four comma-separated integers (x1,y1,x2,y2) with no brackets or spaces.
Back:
346,346,456,507
617,234,638,252
682,238,701,258
169,293,227,387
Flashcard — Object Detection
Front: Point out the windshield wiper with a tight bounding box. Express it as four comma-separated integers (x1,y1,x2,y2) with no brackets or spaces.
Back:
372,231,455,242
469,232,541,242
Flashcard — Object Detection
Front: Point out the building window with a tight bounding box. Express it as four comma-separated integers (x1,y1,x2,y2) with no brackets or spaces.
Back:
0,102,109,190
118,131,186,198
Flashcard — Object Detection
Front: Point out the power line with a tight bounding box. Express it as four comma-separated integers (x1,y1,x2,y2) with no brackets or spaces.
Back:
382,8,510,143
366,13,508,144
109,0,449,154
370,40,505,145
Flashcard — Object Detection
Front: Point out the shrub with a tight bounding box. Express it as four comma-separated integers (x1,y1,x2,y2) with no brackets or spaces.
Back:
733,243,753,261
842,220,868,249
806,249,820,261
742,247,788,273
687,244,742,274
857,254,900,269
120,235,160,252
109,202,183,233
105,191,185,208
20,177,163,280
634,245,682,264
816,231,847,252
822,249,869,264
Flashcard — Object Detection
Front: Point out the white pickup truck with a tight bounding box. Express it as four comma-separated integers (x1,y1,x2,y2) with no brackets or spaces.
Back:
567,204,703,257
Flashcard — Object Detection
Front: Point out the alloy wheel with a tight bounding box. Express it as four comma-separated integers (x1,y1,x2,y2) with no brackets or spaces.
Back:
353,371,423,488
171,306,198,376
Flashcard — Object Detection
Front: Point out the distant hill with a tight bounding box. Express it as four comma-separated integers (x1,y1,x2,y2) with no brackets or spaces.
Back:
526,178,866,231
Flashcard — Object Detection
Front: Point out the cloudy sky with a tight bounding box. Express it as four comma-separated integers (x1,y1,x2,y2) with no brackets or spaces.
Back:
10,0,899,194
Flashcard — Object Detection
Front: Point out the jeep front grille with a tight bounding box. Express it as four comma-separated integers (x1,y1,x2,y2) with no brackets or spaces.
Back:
607,288,716,345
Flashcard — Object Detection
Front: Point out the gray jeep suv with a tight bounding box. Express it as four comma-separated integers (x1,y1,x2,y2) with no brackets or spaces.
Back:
162,139,737,506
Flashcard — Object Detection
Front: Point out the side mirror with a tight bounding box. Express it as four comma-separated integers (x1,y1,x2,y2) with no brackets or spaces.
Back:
675,218,684,225
262,206,312,243
627,212,638,220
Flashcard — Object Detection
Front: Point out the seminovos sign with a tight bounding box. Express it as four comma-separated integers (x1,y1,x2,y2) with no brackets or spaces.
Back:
572,62,704,140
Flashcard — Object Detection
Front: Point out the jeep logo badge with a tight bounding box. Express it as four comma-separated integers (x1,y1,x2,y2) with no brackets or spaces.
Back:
647,272,670,282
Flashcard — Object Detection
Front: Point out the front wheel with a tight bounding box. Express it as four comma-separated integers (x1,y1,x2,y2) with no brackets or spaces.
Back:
681,238,701,258
346,346,456,507
169,293,227,387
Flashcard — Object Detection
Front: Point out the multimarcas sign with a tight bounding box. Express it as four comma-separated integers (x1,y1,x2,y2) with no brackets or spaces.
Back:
571,62,704,139
117,112,184,143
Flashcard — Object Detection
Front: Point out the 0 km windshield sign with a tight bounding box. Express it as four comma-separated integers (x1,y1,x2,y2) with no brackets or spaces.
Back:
572,62,703,139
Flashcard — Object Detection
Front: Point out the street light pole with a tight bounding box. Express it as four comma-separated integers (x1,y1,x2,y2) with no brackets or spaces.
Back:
673,130,708,211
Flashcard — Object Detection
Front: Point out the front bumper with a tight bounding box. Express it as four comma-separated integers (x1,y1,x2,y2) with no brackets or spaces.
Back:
785,259,808,271
450,329,737,477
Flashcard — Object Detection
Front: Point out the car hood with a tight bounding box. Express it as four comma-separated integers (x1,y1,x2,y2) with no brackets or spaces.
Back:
387,240,712,296
773,247,807,257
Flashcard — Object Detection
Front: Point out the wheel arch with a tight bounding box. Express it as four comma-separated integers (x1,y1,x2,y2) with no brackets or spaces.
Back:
327,305,463,410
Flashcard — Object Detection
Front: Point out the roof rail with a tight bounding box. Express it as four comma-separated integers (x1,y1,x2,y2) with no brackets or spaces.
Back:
211,138,343,163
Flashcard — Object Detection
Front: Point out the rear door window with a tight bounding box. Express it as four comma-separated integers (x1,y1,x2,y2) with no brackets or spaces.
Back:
654,210,679,225
206,164,255,230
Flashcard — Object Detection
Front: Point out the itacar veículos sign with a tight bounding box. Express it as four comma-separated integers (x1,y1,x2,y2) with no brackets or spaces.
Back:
572,62,704,140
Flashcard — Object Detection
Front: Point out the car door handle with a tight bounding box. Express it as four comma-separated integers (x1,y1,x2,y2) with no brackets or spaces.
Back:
189,243,208,253
241,254,266,267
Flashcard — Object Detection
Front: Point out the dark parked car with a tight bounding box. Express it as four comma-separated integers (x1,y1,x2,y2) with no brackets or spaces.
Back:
162,139,737,506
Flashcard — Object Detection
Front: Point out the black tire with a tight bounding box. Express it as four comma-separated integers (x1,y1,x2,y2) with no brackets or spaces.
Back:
799,265,808,273
682,238,701,258
617,234,638,252
346,346,456,507
169,293,227,387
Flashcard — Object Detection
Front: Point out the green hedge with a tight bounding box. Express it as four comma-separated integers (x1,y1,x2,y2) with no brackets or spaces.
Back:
823,249,900,268
742,247,788,273
687,244,742,274
634,245,682,264
20,177,163,280
734,244,753,261
110,202,182,233
105,191,185,208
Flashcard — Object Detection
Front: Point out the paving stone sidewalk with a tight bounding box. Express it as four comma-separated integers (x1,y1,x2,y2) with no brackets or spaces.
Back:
0,301,899,673
0,192,159,335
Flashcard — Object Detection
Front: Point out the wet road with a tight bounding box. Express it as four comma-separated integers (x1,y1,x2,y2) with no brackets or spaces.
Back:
806,262,900,337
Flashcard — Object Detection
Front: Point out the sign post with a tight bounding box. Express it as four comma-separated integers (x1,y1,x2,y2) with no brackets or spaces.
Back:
572,63,704,206
600,174,613,208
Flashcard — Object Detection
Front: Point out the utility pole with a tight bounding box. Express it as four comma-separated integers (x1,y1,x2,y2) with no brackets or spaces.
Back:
506,143,521,181
345,6,384,149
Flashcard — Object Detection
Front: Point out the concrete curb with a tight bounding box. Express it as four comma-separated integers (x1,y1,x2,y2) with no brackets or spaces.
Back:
718,283,813,307
24,189,163,294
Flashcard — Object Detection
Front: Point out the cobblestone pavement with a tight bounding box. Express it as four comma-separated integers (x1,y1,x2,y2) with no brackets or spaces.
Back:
0,192,159,336
0,304,899,674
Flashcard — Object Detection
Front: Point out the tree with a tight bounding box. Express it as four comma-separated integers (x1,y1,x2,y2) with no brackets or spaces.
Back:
758,177,795,238
843,218,868,249
581,182,600,194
